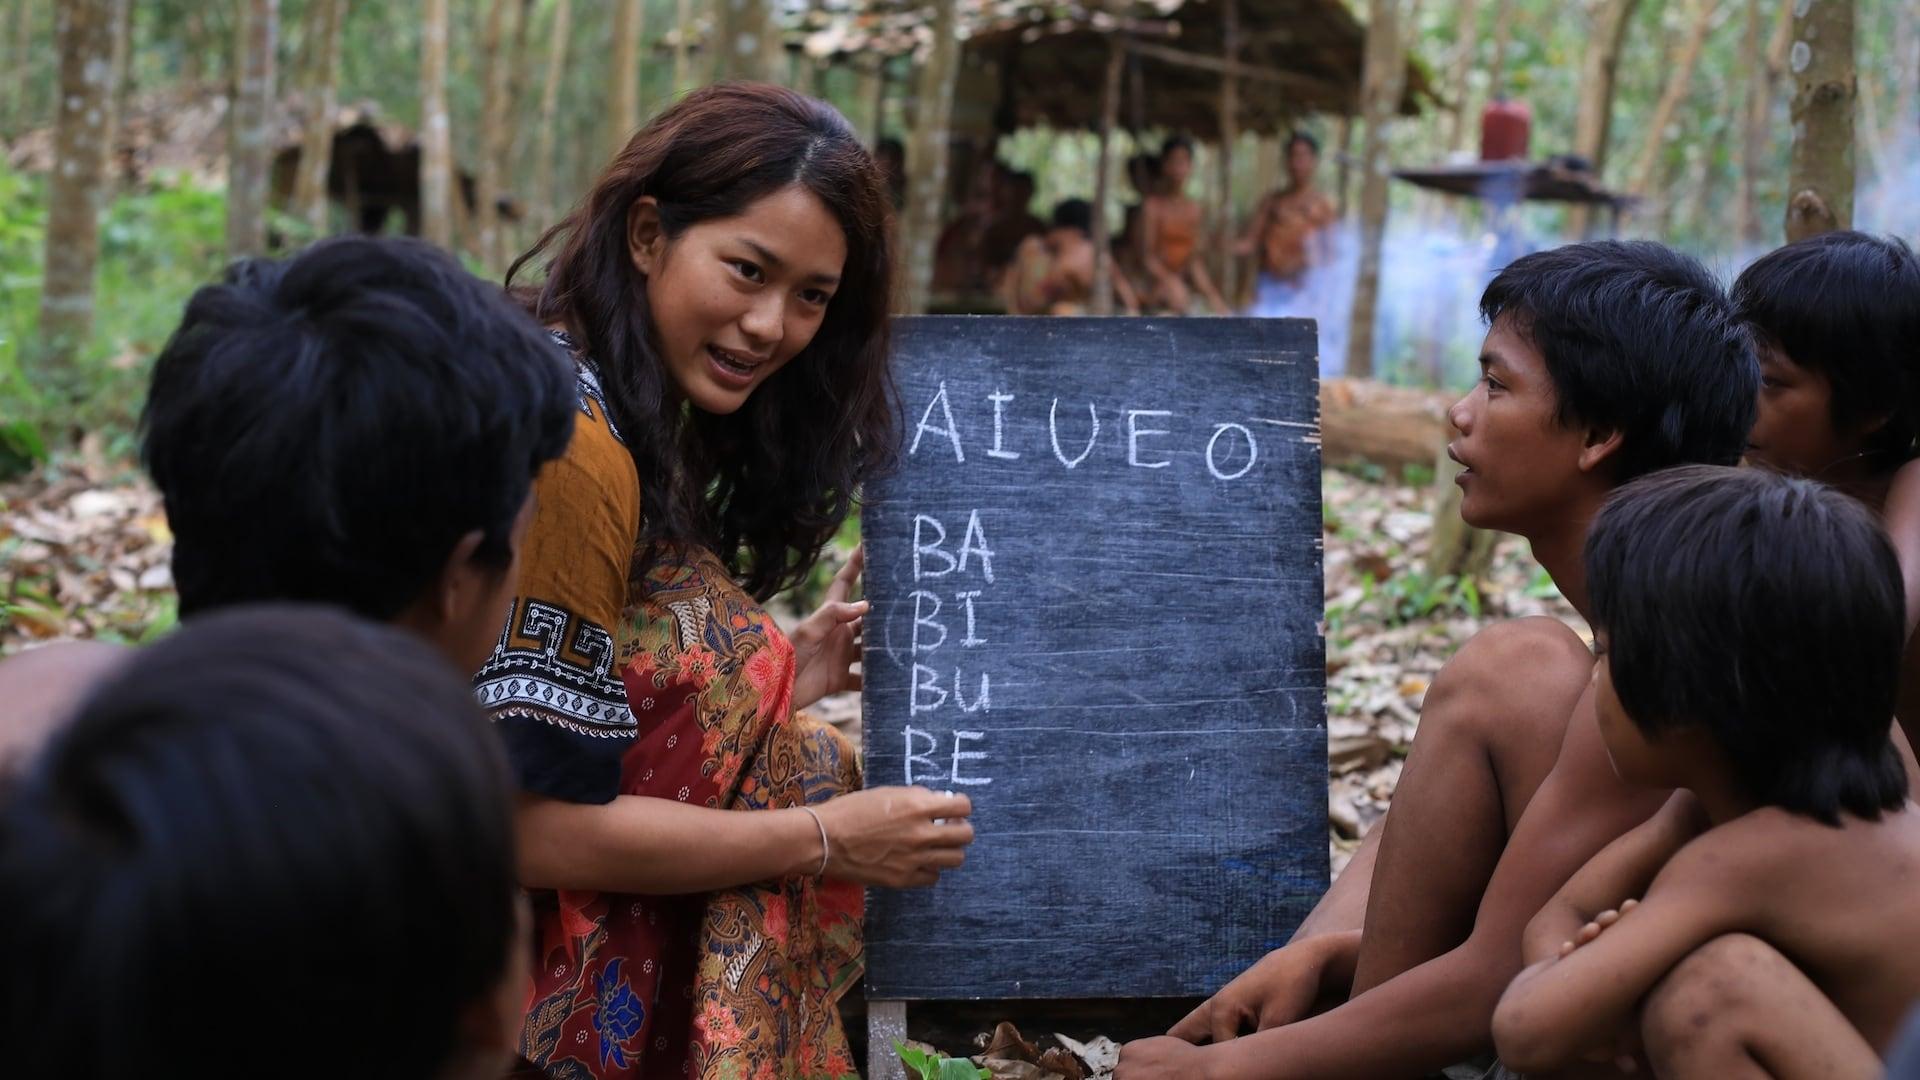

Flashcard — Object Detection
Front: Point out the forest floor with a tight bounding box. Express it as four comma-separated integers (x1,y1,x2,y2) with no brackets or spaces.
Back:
0,453,1583,1079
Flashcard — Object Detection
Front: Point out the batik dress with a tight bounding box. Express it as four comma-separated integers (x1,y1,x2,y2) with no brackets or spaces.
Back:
478,332,864,1080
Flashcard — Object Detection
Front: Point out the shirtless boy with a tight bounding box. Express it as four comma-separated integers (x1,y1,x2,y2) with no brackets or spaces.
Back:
1494,465,1917,1079
1139,136,1229,315
1117,241,1758,1078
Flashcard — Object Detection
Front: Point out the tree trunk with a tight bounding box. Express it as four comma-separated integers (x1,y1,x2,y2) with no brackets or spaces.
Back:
38,0,119,382
420,0,453,249
1628,0,1717,197
900,0,959,314
673,0,692,90
293,0,345,235
99,0,130,188
1216,0,1241,306
716,0,784,84
1734,0,1766,247
1784,0,1854,242
474,0,520,269
227,0,278,259
610,0,642,151
531,0,573,230
1442,0,1480,154
1566,0,1642,237
1346,0,1416,380
1332,113,1353,215
1486,0,1516,99
1090,40,1124,317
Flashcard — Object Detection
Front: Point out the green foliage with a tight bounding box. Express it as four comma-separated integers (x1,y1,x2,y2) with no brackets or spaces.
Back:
895,1041,990,1080
1327,567,1482,642
0,166,229,465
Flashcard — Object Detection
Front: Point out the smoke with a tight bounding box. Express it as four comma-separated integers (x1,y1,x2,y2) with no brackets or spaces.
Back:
1255,120,1920,387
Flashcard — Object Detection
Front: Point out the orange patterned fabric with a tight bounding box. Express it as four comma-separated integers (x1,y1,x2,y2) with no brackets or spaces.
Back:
481,333,863,1080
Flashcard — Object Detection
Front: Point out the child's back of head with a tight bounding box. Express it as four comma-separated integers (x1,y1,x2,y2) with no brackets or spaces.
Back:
0,605,523,1079
140,235,577,623
1584,464,1908,824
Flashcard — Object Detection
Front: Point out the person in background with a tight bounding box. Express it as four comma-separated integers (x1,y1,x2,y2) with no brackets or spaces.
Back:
999,198,1140,316
497,83,973,1079
0,606,532,1080
981,168,1047,282
1138,135,1229,315
1241,131,1337,317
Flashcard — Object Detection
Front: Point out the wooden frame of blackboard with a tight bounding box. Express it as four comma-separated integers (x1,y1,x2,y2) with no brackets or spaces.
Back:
858,316,1328,1077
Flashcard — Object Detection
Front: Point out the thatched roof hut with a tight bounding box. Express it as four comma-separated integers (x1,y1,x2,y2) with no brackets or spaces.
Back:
802,0,1433,139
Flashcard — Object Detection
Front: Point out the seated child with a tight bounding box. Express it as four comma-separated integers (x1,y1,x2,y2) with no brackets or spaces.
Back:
1735,230,1920,742
0,605,531,1079
1492,465,1916,1076
999,198,1141,316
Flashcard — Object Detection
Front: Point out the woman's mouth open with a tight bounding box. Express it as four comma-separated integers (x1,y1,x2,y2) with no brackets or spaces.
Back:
706,344,766,389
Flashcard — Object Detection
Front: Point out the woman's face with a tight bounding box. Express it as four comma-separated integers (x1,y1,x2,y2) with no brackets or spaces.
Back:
631,184,847,415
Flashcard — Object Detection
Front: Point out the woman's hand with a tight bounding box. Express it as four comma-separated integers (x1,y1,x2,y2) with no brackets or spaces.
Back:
811,785,974,888
790,546,866,712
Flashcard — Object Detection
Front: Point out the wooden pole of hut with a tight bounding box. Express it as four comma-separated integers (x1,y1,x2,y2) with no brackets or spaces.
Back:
900,0,959,314
1091,37,1126,317
1216,0,1240,309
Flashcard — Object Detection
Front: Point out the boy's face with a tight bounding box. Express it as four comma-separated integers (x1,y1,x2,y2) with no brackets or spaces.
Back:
1446,318,1596,535
1162,147,1192,187
1744,344,1855,478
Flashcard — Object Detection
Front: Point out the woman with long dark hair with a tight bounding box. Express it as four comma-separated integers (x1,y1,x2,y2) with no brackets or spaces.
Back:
481,83,974,1080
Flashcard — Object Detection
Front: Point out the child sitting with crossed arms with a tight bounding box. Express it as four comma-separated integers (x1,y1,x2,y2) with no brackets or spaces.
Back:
1493,465,1920,1079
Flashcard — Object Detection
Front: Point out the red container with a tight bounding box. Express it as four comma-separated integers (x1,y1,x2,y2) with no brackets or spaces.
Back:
1480,99,1531,161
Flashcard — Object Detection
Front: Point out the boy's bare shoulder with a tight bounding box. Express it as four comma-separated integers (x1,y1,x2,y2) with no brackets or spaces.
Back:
1427,616,1592,710
0,640,128,772
1659,805,1915,893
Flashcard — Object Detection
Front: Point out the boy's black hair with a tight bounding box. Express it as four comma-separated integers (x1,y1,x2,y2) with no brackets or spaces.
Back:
1161,134,1194,159
141,235,576,621
1287,130,1320,156
0,605,520,1077
1051,198,1093,235
1480,240,1757,481
1586,465,1908,826
1733,230,1920,461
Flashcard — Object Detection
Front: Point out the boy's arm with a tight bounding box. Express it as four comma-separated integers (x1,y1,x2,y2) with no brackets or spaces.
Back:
1521,790,1707,964
1152,699,1666,1079
1492,834,1748,1073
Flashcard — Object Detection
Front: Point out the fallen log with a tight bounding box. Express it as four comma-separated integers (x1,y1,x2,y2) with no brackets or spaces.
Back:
1319,377,1456,475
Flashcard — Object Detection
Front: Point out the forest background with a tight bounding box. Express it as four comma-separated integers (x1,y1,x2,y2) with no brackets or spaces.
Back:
0,0,1912,874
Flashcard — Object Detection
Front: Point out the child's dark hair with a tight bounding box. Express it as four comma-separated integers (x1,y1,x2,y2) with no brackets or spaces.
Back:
1480,241,1758,481
1733,230,1920,462
1586,465,1908,825
0,605,521,1077
1288,130,1320,156
141,234,577,620
1052,198,1093,235
1161,134,1194,159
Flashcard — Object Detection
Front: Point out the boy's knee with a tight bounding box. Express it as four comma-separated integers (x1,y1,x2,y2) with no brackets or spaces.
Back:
1419,617,1592,750
1643,933,1775,1058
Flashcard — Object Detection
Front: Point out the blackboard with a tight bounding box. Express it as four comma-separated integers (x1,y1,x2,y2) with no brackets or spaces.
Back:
861,316,1328,1000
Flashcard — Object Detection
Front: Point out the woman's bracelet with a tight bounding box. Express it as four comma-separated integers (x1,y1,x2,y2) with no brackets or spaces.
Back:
799,805,831,877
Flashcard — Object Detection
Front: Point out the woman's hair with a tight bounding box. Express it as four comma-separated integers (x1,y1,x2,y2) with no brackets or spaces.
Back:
1585,465,1908,826
0,605,520,1077
508,82,898,600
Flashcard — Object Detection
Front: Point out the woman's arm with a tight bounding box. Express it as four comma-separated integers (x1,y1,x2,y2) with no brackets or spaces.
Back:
516,785,974,894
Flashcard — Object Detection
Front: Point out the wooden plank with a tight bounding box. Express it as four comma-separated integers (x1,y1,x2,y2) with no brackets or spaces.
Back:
861,317,1329,1000
868,1000,909,1080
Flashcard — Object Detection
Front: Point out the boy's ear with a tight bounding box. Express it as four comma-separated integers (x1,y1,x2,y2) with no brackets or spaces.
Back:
627,197,665,277
1577,426,1625,476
